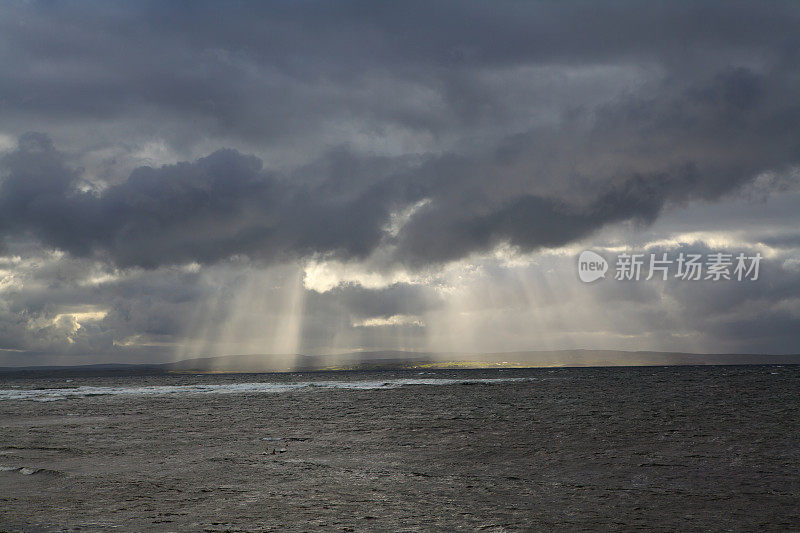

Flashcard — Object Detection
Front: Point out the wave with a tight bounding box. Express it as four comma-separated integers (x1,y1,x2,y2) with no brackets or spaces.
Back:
0,377,527,402
0,465,63,476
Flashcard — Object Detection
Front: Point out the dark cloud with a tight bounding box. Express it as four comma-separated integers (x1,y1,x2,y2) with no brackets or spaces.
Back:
1,3,798,270
0,134,404,267
4,54,799,269
1,1,799,153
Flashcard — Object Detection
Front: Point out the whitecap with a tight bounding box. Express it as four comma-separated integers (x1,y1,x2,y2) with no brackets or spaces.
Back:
0,377,527,402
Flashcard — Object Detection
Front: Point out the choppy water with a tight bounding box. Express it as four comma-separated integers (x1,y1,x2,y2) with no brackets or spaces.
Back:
1,365,798,531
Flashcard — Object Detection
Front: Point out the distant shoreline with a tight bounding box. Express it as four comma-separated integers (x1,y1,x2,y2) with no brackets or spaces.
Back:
2,349,800,376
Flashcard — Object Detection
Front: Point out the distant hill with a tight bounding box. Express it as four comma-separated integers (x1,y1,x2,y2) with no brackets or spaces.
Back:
162,349,800,372
476,350,800,367
163,351,436,372
1,349,799,375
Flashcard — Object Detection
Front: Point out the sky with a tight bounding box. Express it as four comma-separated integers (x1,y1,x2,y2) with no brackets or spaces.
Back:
0,1,799,365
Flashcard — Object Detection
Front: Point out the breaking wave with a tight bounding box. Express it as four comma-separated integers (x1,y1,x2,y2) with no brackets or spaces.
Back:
0,378,527,402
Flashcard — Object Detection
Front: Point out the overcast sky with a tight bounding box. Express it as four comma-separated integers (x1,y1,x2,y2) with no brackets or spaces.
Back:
1,1,799,365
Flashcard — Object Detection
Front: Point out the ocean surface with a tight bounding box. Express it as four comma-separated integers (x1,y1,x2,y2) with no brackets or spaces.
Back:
0,366,798,531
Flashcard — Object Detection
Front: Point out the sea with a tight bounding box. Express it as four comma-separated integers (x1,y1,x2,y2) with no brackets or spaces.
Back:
0,365,798,531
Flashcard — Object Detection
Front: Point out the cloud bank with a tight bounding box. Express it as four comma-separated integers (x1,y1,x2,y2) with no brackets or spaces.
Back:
0,1,799,362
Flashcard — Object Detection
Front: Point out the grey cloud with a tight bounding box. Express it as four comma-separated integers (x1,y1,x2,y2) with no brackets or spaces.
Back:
2,3,798,272
4,52,800,270
583,237,800,354
312,283,437,322
2,1,799,154
390,62,800,264
0,134,403,268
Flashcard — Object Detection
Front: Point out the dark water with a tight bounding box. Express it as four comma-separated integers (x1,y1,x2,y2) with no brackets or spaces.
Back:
0,366,798,531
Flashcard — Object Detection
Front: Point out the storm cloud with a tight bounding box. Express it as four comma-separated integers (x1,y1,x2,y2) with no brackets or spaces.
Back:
3,59,798,269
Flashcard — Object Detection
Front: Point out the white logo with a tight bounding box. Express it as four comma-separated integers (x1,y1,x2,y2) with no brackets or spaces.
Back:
576,250,761,283
578,250,608,282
